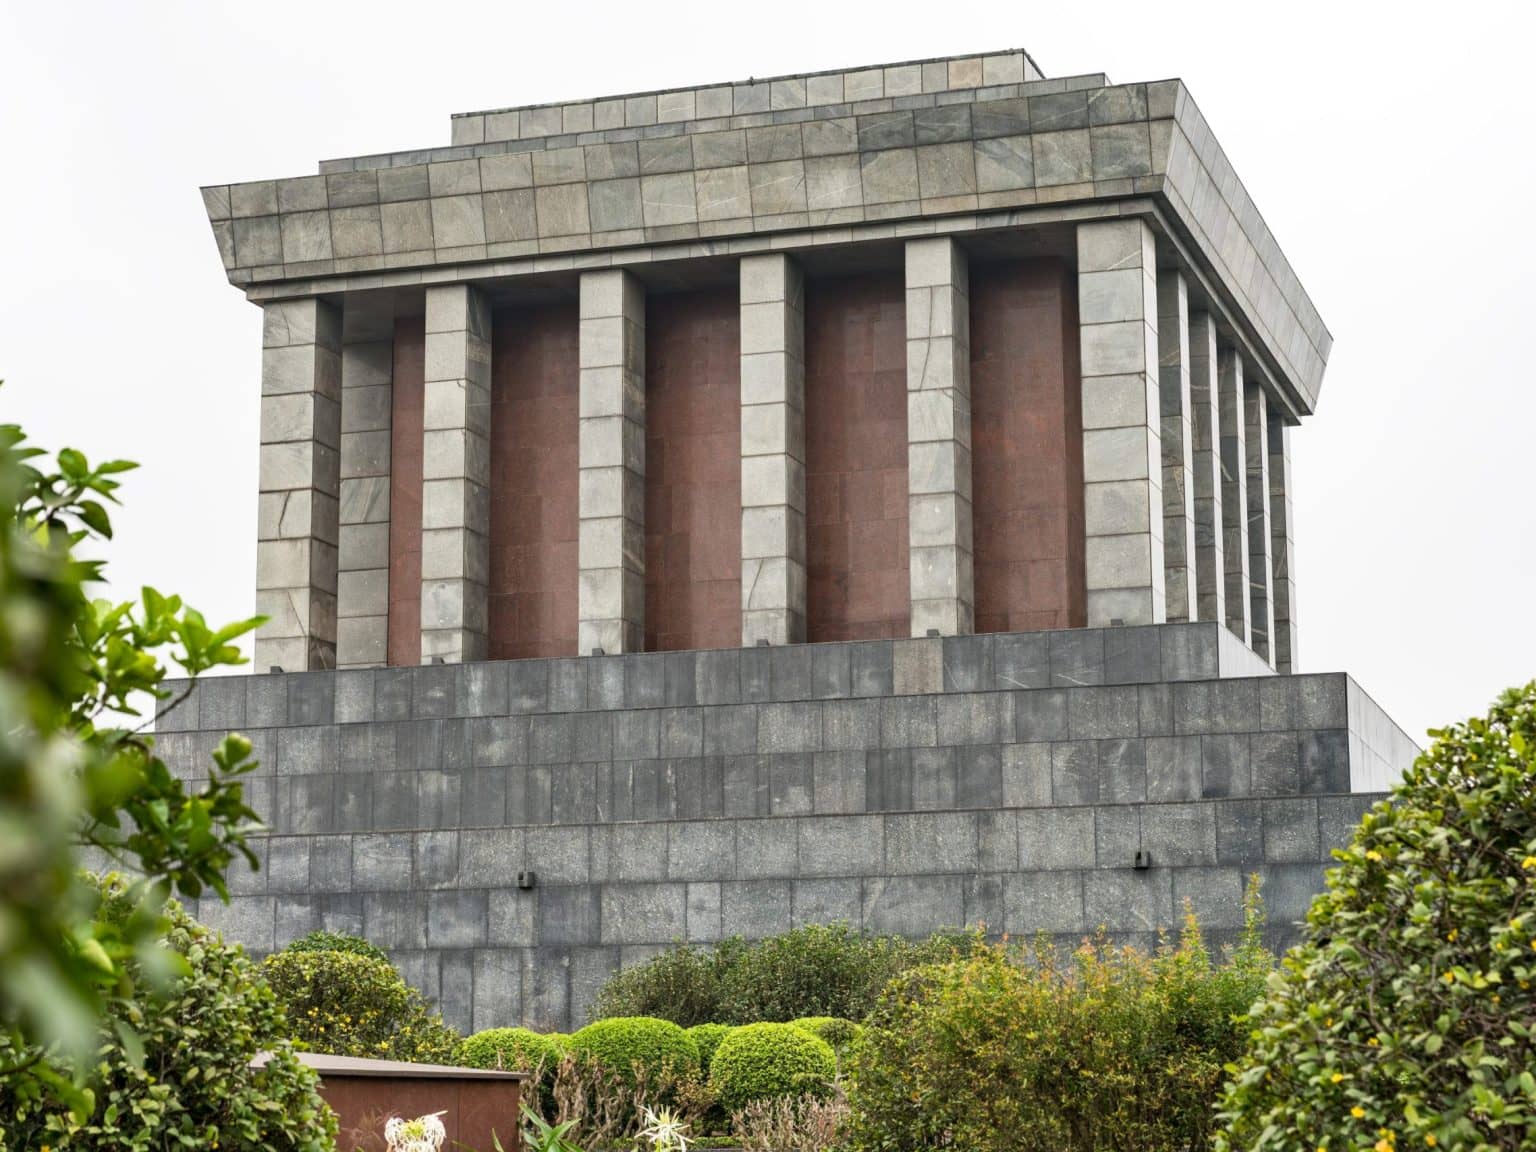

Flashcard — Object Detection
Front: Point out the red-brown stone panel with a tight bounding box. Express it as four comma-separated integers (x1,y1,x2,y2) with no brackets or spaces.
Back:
804,273,909,642
488,302,580,660
643,288,742,652
969,258,1086,632
387,315,424,667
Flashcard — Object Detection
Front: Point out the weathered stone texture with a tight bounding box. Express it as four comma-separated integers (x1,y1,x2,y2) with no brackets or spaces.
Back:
160,623,1414,1032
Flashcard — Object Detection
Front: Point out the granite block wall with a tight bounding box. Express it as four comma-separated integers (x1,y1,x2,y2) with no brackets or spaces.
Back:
156,624,1415,1032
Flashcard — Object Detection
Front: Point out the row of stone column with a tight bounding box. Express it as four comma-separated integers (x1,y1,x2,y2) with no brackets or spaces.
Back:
253,221,1298,673
1077,218,1299,670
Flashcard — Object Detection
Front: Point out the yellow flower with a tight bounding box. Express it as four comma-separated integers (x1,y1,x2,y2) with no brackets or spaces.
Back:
1442,971,1455,984
1446,928,1458,942
1426,1136,1437,1147
1368,1037,1380,1047
1351,1106,1367,1119
1366,850,1384,862
1520,855,1536,870
1331,1072,1345,1083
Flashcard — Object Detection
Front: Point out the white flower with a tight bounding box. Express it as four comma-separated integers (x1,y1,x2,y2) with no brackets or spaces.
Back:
385,1110,447,1152
638,1105,692,1152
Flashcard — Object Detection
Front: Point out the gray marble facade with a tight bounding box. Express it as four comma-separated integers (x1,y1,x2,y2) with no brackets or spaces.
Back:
158,625,1417,1031
177,51,1412,1035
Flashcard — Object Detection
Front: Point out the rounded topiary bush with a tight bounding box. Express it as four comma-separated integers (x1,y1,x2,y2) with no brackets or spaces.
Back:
459,1026,564,1073
282,929,388,963
1217,683,1536,1152
709,1022,836,1112
570,1016,699,1086
261,948,458,1064
686,1022,735,1072
790,1016,864,1058
0,881,336,1151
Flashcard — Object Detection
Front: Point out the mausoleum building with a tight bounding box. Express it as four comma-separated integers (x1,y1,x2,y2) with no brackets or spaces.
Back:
159,49,1417,1030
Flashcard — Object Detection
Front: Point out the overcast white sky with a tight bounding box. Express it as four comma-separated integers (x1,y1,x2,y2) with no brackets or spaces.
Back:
1,1,1530,742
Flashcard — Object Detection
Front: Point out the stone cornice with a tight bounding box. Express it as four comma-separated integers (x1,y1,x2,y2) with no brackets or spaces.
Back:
201,75,1331,413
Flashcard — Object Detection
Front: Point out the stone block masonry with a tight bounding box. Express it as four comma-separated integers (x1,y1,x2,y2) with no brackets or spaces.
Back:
187,47,1402,1039
158,623,1416,1032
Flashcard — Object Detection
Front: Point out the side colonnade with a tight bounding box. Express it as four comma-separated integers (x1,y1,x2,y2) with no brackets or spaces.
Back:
254,222,1300,675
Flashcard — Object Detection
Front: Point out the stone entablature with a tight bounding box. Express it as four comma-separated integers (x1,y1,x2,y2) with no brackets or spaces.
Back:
202,55,1329,414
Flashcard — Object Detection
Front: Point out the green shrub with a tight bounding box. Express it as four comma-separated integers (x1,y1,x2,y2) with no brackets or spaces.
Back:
710,1022,837,1112
282,929,388,962
687,1022,735,1072
790,1016,863,1060
596,924,987,1025
844,903,1271,1152
1217,683,1536,1152
0,882,336,1152
570,1016,700,1086
460,1026,565,1073
261,948,458,1064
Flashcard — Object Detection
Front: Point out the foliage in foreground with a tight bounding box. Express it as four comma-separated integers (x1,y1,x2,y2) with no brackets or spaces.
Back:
1217,683,1536,1152
594,923,988,1026
844,897,1271,1152
261,947,459,1064
282,929,389,963
0,410,262,1110
731,1091,850,1152
0,879,335,1152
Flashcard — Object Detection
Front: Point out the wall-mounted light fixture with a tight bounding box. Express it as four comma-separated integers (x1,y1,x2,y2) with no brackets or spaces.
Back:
1133,850,1152,871
517,871,536,890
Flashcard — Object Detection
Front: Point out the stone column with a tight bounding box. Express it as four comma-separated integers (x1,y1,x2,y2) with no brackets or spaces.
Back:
1156,270,1196,623
1188,311,1224,626
1245,377,1276,665
1077,219,1164,626
905,236,974,637
420,284,491,664
1217,348,1249,645
336,316,393,668
739,253,807,646
1268,408,1300,673
256,298,340,671
578,269,646,655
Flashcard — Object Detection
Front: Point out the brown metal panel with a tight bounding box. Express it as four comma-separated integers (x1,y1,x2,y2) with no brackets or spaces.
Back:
969,258,1086,632
387,315,425,667
321,1075,522,1151
489,303,581,660
643,288,742,652
804,272,909,642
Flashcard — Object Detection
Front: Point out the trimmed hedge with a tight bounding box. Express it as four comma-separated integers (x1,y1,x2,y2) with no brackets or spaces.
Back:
686,1022,735,1072
569,1016,699,1086
709,1023,837,1113
458,1026,565,1073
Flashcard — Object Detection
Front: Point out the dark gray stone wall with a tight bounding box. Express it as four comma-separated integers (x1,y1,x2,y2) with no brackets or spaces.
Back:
155,624,1416,1031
